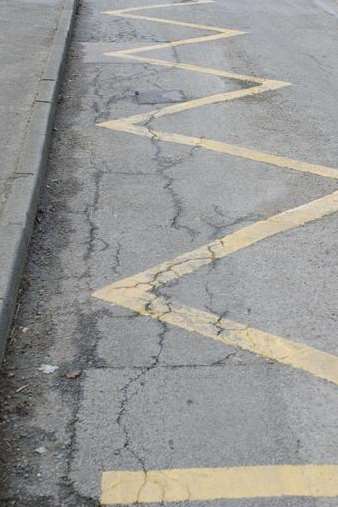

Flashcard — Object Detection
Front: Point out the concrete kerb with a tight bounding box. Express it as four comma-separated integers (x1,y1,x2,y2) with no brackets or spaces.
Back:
0,0,79,362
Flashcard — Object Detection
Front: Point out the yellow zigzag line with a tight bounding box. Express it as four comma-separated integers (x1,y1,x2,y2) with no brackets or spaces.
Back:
94,1,338,386
95,4,338,502
99,0,338,179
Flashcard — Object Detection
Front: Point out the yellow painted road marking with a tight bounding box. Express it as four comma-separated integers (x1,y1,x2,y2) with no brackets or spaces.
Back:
151,303,338,386
123,298,338,386
101,465,338,504
105,13,233,34
103,1,338,184
100,3,338,180
96,2,338,384
101,86,278,124
95,291,338,386
99,121,338,179
107,31,243,56
105,0,215,16
94,190,338,386
104,1,236,36
94,191,338,290
105,53,269,83
96,2,338,503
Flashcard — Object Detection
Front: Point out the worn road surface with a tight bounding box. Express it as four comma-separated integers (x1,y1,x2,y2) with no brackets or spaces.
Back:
1,0,338,505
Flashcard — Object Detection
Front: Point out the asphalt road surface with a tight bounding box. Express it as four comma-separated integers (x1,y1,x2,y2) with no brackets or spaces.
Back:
1,0,338,505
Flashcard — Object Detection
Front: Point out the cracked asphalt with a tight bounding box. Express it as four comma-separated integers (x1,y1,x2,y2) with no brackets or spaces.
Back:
1,0,338,505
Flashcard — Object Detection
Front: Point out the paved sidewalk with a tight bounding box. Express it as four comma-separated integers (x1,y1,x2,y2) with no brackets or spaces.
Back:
0,0,77,360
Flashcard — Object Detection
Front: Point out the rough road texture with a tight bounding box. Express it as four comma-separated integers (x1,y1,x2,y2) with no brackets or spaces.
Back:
1,0,338,505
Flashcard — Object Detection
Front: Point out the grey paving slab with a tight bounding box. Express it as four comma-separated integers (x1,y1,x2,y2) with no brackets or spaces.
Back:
0,0,78,361
0,0,62,193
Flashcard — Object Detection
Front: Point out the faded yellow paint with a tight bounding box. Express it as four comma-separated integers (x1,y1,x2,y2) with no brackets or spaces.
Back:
105,53,269,83
95,293,338,386
104,0,214,16
103,1,246,84
96,2,338,502
99,3,338,180
106,13,232,33
95,2,338,385
103,0,235,36
101,465,338,504
101,86,278,125
94,190,338,291
107,31,243,56
103,0,338,186
94,190,338,386
99,121,338,179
